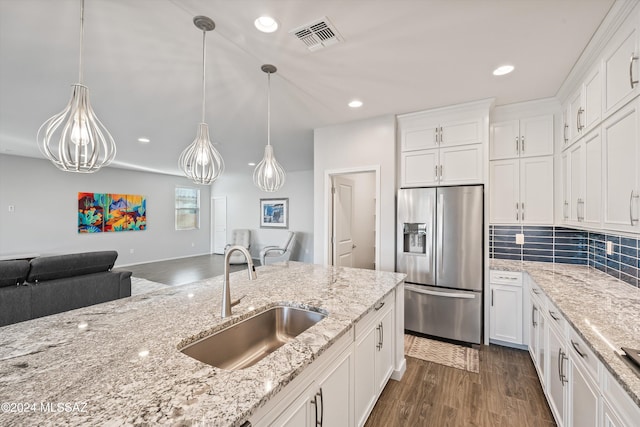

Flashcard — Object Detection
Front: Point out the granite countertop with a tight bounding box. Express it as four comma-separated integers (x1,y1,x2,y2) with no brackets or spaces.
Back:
0,262,405,426
490,259,640,408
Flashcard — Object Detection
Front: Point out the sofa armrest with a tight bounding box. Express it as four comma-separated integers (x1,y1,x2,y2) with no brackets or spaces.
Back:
118,271,132,298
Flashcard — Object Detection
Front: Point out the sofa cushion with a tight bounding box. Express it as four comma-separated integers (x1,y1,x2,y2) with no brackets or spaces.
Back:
27,251,118,283
0,259,30,287
0,284,31,326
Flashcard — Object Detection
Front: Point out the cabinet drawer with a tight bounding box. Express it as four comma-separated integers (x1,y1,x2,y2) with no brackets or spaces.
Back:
355,291,394,339
490,270,523,286
602,367,640,427
567,326,599,382
546,301,565,332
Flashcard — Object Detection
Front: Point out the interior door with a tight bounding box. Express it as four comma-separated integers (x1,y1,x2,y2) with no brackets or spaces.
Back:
332,176,354,267
212,197,227,255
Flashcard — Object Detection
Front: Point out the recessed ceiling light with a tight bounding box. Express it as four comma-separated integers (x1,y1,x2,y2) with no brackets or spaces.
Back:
254,16,278,33
137,137,150,143
348,100,363,108
248,162,256,166
493,65,514,76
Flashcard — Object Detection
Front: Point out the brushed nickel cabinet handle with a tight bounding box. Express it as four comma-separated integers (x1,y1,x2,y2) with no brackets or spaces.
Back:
549,310,561,321
532,306,537,327
515,136,519,154
571,340,586,358
563,123,568,143
521,136,525,153
630,54,638,88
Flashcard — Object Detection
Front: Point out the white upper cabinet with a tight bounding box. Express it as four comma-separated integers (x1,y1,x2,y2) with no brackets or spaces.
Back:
566,66,602,148
489,156,553,225
490,115,553,160
398,100,490,188
602,99,640,233
603,10,640,116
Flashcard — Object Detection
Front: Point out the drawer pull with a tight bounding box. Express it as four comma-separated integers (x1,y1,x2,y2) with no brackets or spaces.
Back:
571,340,586,358
374,301,385,311
549,310,561,321
532,289,541,295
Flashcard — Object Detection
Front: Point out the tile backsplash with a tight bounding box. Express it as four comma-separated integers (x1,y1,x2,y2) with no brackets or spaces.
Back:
489,225,639,288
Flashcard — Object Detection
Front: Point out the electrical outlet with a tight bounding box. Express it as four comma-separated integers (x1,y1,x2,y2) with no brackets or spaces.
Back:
191,242,195,247
606,241,613,255
130,248,135,254
515,233,525,245
8,205,15,213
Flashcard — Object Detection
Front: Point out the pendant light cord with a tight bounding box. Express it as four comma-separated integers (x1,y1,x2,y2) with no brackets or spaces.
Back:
78,0,85,84
201,30,206,123
267,71,271,146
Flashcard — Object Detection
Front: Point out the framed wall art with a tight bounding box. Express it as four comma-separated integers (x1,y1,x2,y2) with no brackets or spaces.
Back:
78,192,146,233
260,198,288,229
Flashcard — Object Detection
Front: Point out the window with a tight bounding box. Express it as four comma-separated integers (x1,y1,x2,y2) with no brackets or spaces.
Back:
175,187,200,230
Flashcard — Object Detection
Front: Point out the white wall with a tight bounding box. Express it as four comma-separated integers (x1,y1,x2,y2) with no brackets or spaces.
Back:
0,154,211,266
339,172,376,269
314,115,396,271
210,170,314,263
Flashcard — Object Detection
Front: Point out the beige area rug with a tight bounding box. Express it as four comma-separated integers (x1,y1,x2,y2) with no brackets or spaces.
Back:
404,334,479,373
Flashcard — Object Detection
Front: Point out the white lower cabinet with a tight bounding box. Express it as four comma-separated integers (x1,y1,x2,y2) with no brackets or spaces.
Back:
569,357,599,427
547,320,568,427
354,300,394,427
525,275,640,427
250,290,398,427
489,271,523,345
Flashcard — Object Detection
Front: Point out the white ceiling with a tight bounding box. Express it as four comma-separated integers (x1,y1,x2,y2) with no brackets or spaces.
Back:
0,0,615,177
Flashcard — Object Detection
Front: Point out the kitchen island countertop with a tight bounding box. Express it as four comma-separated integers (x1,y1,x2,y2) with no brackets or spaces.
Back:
0,262,405,426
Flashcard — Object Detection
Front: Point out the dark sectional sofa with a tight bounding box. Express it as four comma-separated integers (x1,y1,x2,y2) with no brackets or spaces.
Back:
0,251,131,327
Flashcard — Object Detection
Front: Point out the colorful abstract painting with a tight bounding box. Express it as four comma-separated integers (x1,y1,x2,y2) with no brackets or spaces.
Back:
78,192,146,233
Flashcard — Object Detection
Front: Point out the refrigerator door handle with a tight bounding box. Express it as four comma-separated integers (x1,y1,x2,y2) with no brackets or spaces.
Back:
437,192,444,275
407,285,476,299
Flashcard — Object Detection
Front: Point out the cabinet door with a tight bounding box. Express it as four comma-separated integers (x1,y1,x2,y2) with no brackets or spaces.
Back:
490,120,520,159
400,149,439,187
569,358,599,427
528,298,540,370
272,384,314,427
537,308,547,387
318,348,353,427
354,325,377,427
489,284,523,344
375,307,394,393
520,115,554,158
562,103,573,148
439,144,483,185
547,325,567,427
520,156,554,224
440,116,483,147
602,101,640,232
561,152,570,222
583,66,602,131
489,159,520,224
400,117,440,152
569,88,583,142
603,16,639,115
584,130,602,226
602,400,625,427
569,143,584,224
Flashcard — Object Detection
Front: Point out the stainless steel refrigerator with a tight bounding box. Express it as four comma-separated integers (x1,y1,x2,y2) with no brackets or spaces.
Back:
397,185,483,344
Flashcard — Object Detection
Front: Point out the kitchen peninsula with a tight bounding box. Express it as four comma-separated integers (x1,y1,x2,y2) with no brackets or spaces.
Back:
0,262,406,426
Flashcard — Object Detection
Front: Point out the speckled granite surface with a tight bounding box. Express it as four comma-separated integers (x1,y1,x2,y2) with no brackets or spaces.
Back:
490,259,640,408
0,262,405,426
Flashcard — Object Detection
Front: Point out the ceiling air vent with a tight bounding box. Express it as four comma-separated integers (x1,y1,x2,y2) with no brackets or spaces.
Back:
290,17,343,51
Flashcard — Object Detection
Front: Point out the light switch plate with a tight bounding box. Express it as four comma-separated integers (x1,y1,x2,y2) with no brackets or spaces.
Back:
515,233,525,245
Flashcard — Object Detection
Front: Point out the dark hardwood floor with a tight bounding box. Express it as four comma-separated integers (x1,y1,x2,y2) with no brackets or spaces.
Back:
365,344,556,427
121,255,554,426
121,254,248,286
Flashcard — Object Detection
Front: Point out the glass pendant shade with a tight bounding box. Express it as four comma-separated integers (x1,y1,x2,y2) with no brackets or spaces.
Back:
254,64,286,192
253,144,285,192
179,122,224,184
37,0,115,173
179,16,223,185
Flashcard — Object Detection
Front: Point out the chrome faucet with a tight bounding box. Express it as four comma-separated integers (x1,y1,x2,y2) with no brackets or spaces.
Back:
221,245,257,318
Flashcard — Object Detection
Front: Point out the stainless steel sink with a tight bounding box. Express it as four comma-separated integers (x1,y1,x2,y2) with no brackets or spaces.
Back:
180,306,326,370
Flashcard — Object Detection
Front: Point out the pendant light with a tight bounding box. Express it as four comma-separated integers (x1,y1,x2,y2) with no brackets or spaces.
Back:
253,64,286,192
37,0,116,173
179,16,224,185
